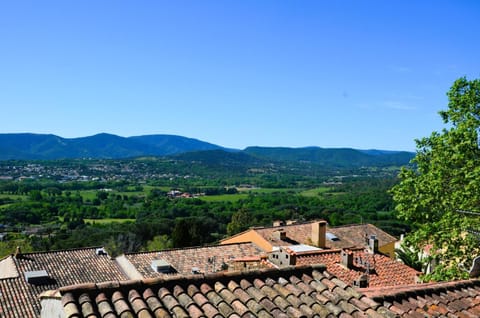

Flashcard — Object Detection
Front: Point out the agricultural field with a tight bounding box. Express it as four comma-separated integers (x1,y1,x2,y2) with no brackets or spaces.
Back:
0,158,409,258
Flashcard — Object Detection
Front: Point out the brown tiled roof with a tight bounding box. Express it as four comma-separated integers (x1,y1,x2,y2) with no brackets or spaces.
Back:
295,248,420,287
0,247,128,318
123,242,265,278
231,221,397,250
58,264,398,318
329,224,397,249
361,279,480,317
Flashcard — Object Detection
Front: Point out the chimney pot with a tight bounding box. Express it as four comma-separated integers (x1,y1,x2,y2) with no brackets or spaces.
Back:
341,249,354,268
368,235,379,254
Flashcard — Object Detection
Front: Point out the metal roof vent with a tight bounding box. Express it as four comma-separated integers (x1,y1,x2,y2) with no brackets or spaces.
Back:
95,248,108,256
326,232,340,241
24,270,50,285
151,259,172,273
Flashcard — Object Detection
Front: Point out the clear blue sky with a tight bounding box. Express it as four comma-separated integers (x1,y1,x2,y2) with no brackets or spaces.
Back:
1,1,479,151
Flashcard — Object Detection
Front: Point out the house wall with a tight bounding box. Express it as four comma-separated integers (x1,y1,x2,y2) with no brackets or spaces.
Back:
220,230,273,252
268,249,295,267
379,241,395,258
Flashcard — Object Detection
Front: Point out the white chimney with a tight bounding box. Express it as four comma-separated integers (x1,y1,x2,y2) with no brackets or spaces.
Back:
368,235,379,254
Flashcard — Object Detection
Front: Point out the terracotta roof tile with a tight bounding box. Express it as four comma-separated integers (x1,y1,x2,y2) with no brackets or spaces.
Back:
123,242,264,279
58,264,399,317
0,246,128,318
295,247,420,287
362,279,480,317
224,220,397,251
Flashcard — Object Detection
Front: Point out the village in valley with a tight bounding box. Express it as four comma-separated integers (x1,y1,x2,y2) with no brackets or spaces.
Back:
2,1,480,317
0,219,454,317
2,92,480,316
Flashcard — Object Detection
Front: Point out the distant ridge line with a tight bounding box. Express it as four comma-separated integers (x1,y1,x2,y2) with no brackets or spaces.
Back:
0,132,414,166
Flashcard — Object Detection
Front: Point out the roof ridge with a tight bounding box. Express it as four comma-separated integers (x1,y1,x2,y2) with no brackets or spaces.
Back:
294,246,365,256
125,242,258,255
0,254,12,262
16,245,103,256
330,223,368,229
362,279,480,300
58,264,328,295
220,219,326,243
259,219,323,230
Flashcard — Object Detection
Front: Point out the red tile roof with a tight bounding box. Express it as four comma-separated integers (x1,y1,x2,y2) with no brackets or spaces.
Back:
295,247,420,287
361,279,480,317
57,264,398,318
123,242,265,278
0,247,128,318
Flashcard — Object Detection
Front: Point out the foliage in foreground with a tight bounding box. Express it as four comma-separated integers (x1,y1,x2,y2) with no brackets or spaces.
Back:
391,77,480,281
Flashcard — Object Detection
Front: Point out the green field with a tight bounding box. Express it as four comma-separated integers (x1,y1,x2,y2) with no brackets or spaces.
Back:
237,187,299,194
0,194,27,200
76,186,171,200
300,187,332,197
200,187,299,202
199,193,250,202
84,218,136,225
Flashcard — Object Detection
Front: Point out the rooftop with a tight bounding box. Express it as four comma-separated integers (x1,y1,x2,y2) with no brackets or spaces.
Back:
222,220,398,252
122,242,265,279
0,247,128,318
55,264,398,318
362,280,480,317
294,247,420,288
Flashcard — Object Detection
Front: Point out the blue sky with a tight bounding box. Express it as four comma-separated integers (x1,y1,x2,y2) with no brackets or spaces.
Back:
1,1,479,151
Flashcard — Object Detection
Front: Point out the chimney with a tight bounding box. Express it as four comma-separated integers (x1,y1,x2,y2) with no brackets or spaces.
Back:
354,274,369,288
368,235,379,254
341,249,353,268
311,221,327,248
14,246,21,258
272,230,287,240
273,220,285,227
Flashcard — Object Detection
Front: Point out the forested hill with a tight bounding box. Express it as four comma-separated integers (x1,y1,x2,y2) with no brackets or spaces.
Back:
0,133,414,167
0,133,224,160
244,146,414,167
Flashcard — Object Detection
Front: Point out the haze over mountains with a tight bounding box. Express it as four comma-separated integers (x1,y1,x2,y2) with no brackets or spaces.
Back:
0,133,414,167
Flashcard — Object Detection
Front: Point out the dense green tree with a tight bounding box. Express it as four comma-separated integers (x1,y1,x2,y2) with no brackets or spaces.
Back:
227,208,253,236
144,235,172,251
391,77,480,281
103,232,142,257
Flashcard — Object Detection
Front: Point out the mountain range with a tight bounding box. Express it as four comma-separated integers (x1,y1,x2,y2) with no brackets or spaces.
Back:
0,133,414,167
